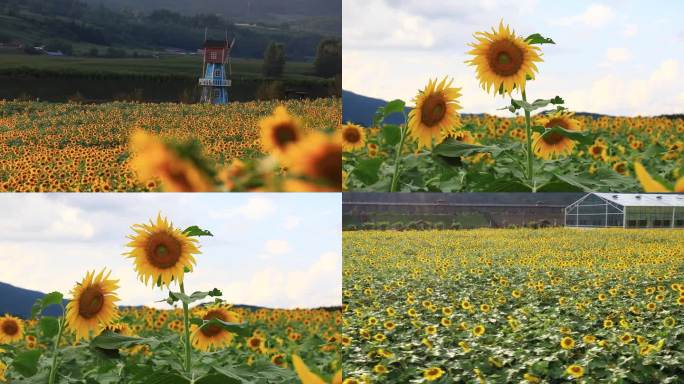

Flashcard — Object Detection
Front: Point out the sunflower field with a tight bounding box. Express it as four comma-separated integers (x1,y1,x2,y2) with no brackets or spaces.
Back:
0,214,342,383
342,21,684,193
0,98,342,192
342,228,684,383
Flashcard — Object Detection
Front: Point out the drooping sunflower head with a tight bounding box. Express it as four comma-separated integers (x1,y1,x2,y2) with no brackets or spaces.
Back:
532,111,582,159
340,123,366,152
408,77,463,148
125,214,200,288
0,314,24,344
191,306,239,352
130,130,214,192
65,269,120,341
282,132,342,190
467,20,543,95
259,106,303,157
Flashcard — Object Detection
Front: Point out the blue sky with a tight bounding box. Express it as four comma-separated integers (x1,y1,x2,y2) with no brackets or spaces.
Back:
0,193,341,309
343,0,684,116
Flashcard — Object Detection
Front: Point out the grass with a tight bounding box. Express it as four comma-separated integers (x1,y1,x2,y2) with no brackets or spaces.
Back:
0,54,324,82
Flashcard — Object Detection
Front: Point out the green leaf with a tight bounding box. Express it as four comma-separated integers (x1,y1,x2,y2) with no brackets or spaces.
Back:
12,350,42,377
90,331,159,350
31,291,63,319
382,124,401,146
352,158,384,185
167,288,223,305
182,225,213,237
373,99,406,126
195,374,242,384
433,138,508,158
525,33,555,45
39,316,59,338
196,319,252,338
140,373,190,384
531,125,594,145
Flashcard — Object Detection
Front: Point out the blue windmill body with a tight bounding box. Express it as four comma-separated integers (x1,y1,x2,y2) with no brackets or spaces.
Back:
199,33,235,104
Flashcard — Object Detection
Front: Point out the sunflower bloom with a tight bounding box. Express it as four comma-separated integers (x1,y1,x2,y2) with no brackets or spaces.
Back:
467,20,543,95
130,130,213,192
65,269,120,341
566,364,584,379
125,214,200,287
0,315,24,344
408,77,463,148
191,306,239,351
423,367,445,381
634,162,684,192
283,132,342,190
259,106,303,157
532,111,582,159
340,123,366,151
292,354,342,384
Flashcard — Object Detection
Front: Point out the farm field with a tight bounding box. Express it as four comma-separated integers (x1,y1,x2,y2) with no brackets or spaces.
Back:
0,98,342,192
343,113,684,193
0,54,324,83
342,228,684,383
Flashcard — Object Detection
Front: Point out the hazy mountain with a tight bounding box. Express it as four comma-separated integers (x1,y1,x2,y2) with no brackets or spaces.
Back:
0,281,68,318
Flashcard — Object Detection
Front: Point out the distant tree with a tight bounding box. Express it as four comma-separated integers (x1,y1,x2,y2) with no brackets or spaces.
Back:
262,42,285,77
314,39,341,78
88,48,99,57
105,47,127,58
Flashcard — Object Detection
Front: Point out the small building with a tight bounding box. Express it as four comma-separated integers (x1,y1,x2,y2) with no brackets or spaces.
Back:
564,193,684,228
198,34,235,104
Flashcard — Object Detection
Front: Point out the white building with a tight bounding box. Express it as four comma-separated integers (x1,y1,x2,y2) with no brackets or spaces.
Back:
565,193,684,228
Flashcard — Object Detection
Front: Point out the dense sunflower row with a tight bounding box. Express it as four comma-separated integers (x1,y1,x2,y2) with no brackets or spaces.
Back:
0,214,341,383
342,228,684,383
0,98,341,192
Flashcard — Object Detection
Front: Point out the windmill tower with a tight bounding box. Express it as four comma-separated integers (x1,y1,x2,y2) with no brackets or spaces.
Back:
199,29,235,104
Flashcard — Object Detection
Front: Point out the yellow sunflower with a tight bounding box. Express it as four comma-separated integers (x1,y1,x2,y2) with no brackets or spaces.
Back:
340,123,366,151
259,106,302,157
423,367,445,381
125,214,200,287
532,111,582,159
191,306,239,351
130,130,214,192
635,162,684,192
65,269,120,341
565,364,584,379
101,322,133,336
0,360,6,382
408,77,463,148
282,133,342,190
0,315,24,344
467,20,543,95
292,354,342,384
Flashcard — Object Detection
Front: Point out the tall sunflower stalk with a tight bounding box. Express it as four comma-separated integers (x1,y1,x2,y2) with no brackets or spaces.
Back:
125,214,202,374
466,21,549,186
48,269,120,384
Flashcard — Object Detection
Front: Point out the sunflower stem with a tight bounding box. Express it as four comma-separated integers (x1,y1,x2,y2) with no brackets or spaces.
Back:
48,312,66,384
521,90,535,188
180,282,192,374
389,113,409,192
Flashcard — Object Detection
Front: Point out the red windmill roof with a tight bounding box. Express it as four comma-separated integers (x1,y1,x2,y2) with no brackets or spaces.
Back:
202,39,230,48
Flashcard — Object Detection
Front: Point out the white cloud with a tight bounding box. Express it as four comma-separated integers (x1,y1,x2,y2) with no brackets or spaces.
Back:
622,23,638,37
283,215,302,230
221,251,341,309
209,196,276,221
559,4,615,28
264,240,291,255
600,47,631,67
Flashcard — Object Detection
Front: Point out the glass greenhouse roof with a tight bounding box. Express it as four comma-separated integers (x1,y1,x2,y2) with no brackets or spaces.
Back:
590,193,684,207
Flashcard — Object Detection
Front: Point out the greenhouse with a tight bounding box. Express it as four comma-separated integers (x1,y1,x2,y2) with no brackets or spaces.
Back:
565,193,684,228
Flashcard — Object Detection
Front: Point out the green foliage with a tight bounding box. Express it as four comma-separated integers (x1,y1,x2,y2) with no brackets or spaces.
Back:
182,226,214,237
263,42,286,77
314,39,342,78
12,350,42,377
31,291,64,319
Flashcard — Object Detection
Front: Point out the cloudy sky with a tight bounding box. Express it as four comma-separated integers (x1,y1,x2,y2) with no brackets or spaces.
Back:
0,193,341,309
343,0,684,116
